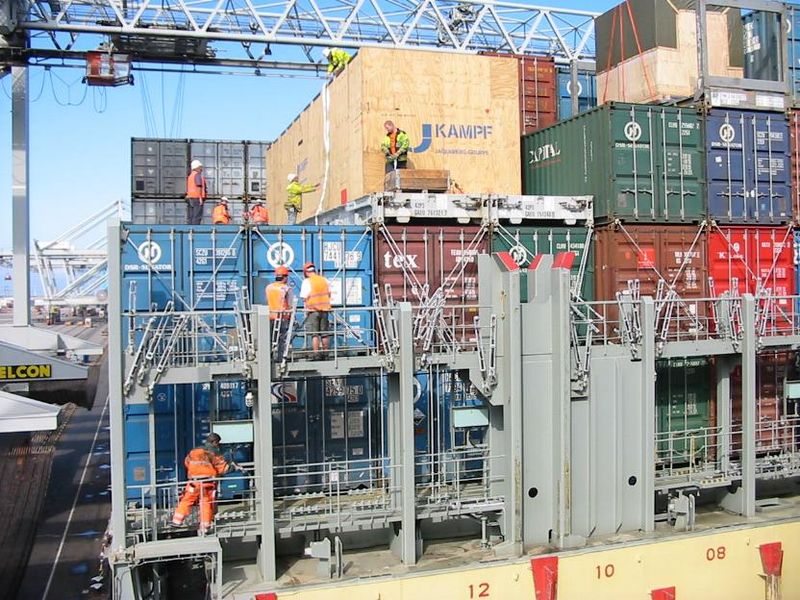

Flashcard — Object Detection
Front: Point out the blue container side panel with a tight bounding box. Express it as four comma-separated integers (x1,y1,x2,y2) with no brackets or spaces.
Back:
184,227,247,310
121,228,183,312
557,69,597,120
706,110,792,224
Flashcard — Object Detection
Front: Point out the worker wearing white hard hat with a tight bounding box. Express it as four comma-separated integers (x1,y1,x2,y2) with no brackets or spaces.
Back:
212,196,232,225
186,159,207,225
285,173,320,225
248,198,269,225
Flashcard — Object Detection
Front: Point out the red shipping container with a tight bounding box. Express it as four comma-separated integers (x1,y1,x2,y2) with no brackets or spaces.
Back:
374,225,489,305
594,224,709,335
707,226,795,326
789,111,800,219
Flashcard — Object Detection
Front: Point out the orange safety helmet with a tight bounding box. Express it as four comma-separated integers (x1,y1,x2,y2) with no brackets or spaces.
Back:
275,265,289,277
303,262,316,273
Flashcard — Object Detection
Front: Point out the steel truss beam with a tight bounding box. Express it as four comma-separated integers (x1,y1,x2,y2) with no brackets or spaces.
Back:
9,0,598,68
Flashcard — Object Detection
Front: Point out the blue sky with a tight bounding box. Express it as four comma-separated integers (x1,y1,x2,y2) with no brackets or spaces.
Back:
0,0,613,249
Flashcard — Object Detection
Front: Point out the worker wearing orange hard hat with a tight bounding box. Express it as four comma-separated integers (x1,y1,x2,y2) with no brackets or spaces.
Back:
211,197,232,225
299,262,332,360
266,265,294,361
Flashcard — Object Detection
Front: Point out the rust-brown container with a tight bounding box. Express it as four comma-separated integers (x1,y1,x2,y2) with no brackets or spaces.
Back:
790,111,800,219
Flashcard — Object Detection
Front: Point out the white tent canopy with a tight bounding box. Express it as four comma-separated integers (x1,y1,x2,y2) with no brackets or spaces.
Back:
0,390,61,433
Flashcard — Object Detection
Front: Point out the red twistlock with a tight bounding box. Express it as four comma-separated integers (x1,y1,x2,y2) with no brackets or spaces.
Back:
530,556,558,600
254,593,278,600
552,252,576,270
759,542,784,576
650,587,676,600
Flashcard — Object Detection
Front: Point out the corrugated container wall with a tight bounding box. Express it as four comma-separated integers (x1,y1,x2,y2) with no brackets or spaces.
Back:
557,68,597,121
705,109,791,224
266,48,522,224
130,199,249,226
786,5,800,103
789,111,800,220
523,103,705,224
594,224,708,327
742,10,783,83
490,226,594,302
595,0,743,104
518,56,558,135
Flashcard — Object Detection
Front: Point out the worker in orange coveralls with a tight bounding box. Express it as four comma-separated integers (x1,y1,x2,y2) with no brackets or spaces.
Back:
171,432,240,535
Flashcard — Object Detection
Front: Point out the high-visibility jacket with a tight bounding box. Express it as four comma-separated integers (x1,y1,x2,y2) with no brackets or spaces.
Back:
211,205,231,224
380,129,410,163
266,281,290,320
184,445,229,479
186,170,207,200
304,274,332,311
249,205,269,224
285,181,316,211
327,49,351,73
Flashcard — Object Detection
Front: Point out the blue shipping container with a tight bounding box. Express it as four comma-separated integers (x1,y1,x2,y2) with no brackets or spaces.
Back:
250,226,375,352
121,226,183,312
706,109,792,224
557,68,597,121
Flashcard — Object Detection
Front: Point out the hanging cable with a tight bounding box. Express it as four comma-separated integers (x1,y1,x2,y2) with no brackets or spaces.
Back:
48,69,88,106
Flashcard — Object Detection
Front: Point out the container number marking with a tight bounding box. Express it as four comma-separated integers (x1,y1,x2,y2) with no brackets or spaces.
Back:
706,546,726,561
137,241,162,265
468,582,490,598
719,124,736,144
595,563,615,579
266,242,295,268
624,121,642,142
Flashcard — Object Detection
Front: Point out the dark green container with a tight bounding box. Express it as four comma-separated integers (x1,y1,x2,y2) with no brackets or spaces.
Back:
522,103,705,224
490,226,594,302
655,357,713,464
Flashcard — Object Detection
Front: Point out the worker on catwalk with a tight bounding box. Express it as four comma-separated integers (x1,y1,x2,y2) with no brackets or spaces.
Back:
300,262,332,360
186,159,207,225
285,173,319,225
266,265,294,361
171,432,241,535
211,197,232,225
248,198,269,224
322,47,351,75
381,120,410,174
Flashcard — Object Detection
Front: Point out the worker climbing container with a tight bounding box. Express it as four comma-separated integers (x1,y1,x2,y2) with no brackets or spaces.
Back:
490,225,595,302
708,226,795,329
249,226,375,352
655,357,714,467
557,67,597,121
523,103,705,224
706,109,792,224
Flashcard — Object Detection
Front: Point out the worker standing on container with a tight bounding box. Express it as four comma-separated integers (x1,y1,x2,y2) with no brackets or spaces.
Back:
381,121,410,174
248,199,269,224
322,47,351,75
212,197,232,225
266,265,294,361
285,174,319,225
186,159,207,225
300,262,332,360
171,432,239,535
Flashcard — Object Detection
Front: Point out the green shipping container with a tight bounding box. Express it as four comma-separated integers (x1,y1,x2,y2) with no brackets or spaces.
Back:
655,357,713,465
491,226,594,302
522,103,705,224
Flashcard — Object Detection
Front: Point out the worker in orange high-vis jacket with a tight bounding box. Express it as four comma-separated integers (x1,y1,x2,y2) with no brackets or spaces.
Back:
248,199,269,224
299,262,332,360
266,265,294,361
211,197,232,225
171,432,239,535
186,159,207,225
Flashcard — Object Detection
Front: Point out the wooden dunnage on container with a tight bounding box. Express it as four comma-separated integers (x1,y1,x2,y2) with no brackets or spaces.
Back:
267,48,521,223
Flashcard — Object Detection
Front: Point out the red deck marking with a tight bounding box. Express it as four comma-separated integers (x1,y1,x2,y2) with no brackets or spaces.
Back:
530,556,558,600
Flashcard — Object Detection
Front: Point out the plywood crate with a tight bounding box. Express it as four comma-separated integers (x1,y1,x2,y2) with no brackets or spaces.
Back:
384,169,450,192
596,1,744,104
266,48,521,223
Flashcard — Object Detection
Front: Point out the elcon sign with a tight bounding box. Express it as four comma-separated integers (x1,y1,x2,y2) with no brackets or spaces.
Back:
0,364,53,380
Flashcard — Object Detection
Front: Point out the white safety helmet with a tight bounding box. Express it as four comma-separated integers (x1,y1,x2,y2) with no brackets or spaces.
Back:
219,196,228,204
191,159,203,170
253,198,264,205
287,173,297,182
322,48,332,59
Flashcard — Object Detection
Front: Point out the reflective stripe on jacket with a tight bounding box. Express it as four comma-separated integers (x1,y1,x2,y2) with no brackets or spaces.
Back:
304,274,332,311
266,281,290,320
211,205,231,224
380,130,410,163
184,445,229,479
285,181,316,211
328,49,351,73
186,170,207,199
